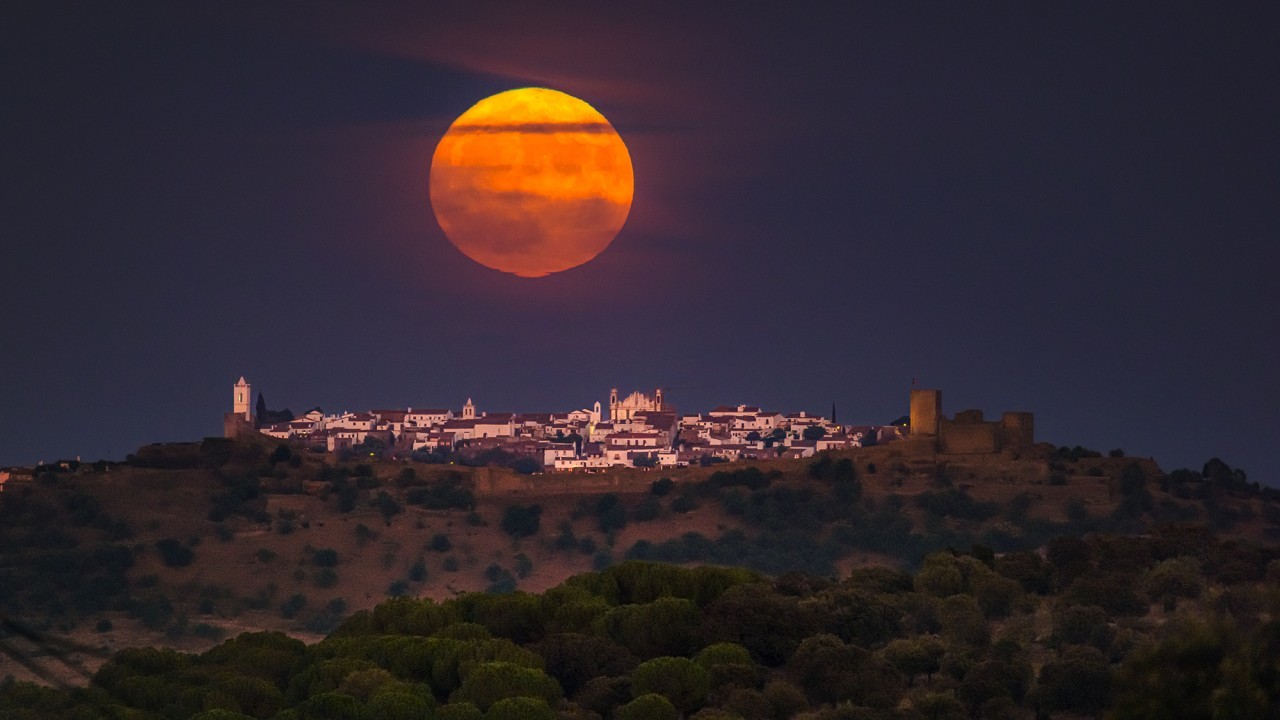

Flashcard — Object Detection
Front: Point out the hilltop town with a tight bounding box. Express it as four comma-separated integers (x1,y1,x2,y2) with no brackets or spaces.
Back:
226,378,904,471
224,378,1037,472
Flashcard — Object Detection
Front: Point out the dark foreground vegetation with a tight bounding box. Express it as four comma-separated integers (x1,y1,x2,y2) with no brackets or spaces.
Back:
4,545,1280,720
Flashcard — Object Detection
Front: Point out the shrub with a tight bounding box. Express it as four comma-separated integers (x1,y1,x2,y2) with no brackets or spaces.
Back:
313,548,339,567
592,550,613,571
652,477,675,496
632,497,662,522
596,494,628,533
501,504,543,538
280,593,307,619
485,566,517,594
376,492,403,523
156,538,195,568
672,495,699,513
616,694,678,720
430,533,453,552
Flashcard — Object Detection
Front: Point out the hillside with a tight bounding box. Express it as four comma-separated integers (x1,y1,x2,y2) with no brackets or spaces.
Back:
1,436,1276,687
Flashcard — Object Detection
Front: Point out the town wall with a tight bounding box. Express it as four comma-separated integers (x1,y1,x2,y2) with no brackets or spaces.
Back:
223,412,254,439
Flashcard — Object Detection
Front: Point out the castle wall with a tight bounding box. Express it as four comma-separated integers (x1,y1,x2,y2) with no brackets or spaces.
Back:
939,420,999,454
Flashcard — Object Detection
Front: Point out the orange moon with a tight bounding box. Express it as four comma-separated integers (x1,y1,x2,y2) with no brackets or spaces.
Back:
429,88,634,278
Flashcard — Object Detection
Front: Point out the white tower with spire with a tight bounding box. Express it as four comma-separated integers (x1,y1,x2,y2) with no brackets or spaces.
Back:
233,377,252,421
462,398,476,420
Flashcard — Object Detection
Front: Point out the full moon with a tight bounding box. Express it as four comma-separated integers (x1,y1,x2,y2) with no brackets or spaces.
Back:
429,88,634,278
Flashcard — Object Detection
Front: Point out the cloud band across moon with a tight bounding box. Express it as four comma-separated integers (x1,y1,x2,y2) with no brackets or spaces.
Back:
446,121,617,134
429,88,634,278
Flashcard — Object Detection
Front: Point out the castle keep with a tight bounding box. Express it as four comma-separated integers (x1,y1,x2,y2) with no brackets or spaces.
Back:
909,388,1034,455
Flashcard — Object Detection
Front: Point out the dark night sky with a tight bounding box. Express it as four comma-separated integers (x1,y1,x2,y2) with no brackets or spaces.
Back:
3,3,1278,483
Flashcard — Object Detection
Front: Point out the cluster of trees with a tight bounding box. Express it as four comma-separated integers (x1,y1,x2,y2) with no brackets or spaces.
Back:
5,553,1280,719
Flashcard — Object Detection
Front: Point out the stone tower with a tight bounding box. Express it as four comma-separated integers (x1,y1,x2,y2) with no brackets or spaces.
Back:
233,377,252,421
655,387,664,411
1000,412,1035,448
462,398,476,420
224,376,254,438
909,388,941,437
609,388,619,422
592,401,602,425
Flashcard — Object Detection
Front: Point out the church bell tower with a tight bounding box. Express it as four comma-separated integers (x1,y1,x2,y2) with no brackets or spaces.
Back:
233,377,252,421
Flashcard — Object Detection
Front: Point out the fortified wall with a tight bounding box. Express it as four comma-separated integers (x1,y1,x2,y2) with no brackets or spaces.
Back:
909,389,1034,455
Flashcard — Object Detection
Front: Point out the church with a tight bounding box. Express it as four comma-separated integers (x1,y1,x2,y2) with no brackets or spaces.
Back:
609,387,664,422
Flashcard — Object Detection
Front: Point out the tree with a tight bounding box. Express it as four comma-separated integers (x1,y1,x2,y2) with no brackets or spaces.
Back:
615,694,678,720
376,491,403,523
448,661,562,711
537,633,638,696
882,637,944,686
631,657,711,712
787,634,887,705
1142,556,1204,605
485,696,556,720
1034,645,1112,716
313,548,339,567
156,538,195,567
366,691,435,720
802,426,828,441
938,595,989,649
694,643,753,669
501,504,543,538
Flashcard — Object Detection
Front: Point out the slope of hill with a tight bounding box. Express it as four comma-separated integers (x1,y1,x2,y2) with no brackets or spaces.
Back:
1,436,1275,686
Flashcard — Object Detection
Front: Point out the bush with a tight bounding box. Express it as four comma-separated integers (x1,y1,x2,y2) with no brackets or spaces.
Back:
512,457,542,475
404,474,476,511
632,497,662,522
615,694,678,720
652,477,675,496
376,491,403,523
280,593,307,619
672,495,699,513
501,504,543,538
485,566,517,594
313,548,339,567
429,533,453,552
156,538,195,568
596,494,627,533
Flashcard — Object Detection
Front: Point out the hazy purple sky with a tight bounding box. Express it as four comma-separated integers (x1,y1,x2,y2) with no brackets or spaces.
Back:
4,2,1278,483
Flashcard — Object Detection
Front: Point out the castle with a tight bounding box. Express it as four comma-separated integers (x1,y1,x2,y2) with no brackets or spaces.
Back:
908,388,1034,454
